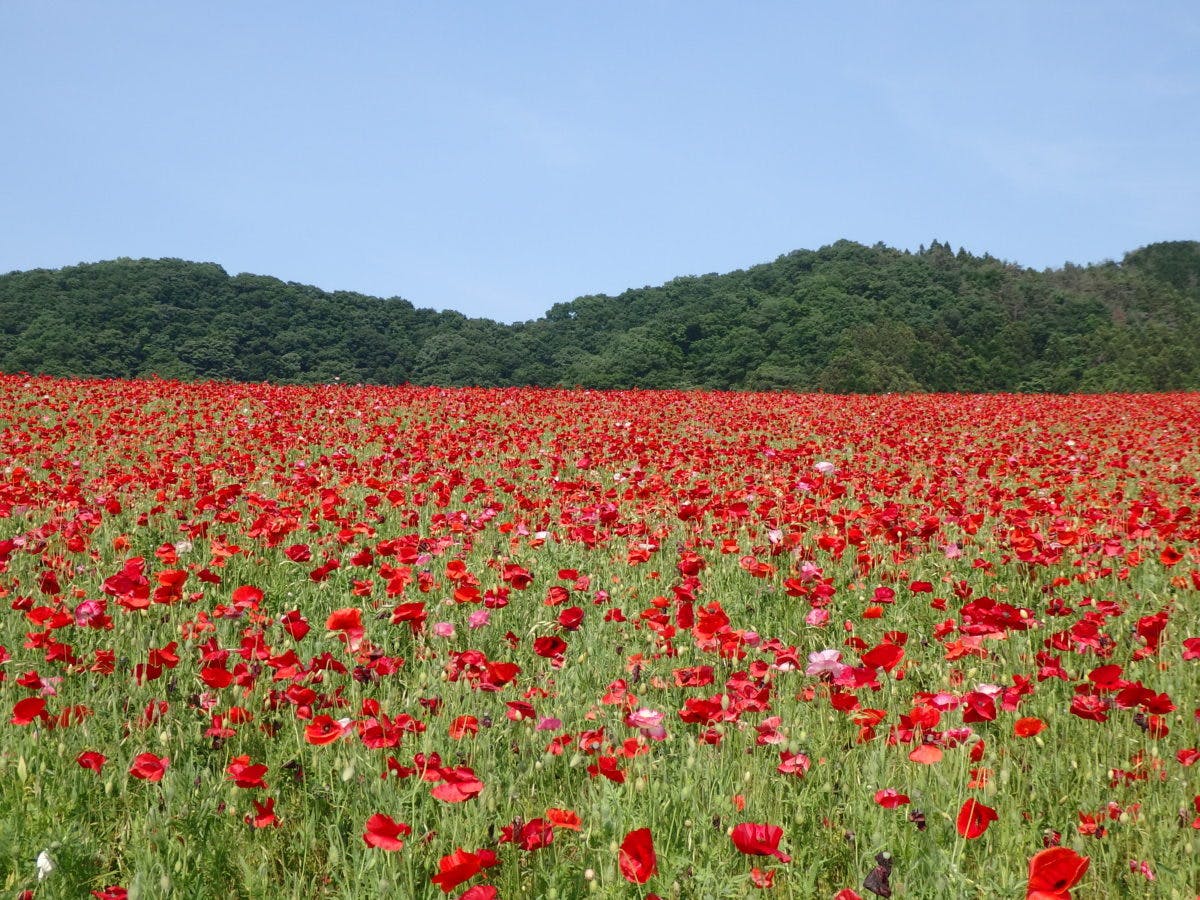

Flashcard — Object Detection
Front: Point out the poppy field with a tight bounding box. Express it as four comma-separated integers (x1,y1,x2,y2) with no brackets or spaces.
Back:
2,375,1199,899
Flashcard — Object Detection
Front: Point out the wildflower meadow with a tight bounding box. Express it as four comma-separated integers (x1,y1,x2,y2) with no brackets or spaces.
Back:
2,376,1198,898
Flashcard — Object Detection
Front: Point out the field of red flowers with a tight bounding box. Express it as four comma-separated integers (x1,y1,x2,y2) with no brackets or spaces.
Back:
2,376,1198,898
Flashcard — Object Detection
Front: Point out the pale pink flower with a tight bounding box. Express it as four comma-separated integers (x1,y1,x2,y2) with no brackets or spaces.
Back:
805,649,846,678
799,562,823,582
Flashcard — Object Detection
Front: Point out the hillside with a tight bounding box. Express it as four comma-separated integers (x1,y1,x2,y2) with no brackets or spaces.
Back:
3,240,1199,391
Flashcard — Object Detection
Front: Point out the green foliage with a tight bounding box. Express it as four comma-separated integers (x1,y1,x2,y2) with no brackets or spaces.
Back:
2,240,1199,390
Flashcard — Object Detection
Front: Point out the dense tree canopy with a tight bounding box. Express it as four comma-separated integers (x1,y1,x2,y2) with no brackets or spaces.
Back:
3,240,1198,391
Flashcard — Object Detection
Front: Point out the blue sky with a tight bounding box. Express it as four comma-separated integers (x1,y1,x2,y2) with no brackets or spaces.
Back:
3,2,1197,322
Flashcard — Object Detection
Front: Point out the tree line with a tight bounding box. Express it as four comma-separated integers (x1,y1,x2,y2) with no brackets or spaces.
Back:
2,239,1198,391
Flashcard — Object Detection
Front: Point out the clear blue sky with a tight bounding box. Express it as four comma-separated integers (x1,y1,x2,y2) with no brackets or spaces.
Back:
3,2,1197,322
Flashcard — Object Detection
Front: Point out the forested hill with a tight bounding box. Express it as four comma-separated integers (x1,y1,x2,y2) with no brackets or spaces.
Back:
3,239,1199,391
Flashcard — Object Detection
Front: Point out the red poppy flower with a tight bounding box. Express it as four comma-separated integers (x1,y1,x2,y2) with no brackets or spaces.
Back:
280,609,310,640
77,750,107,773
874,788,910,809
200,665,235,689
304,714,346,745
363,813,411,850
1069,695,1108,723
391,601,427,634
1027,847,1089,899
731,823,791,862
586,755,626,783
230,584,264,608
1014,717,1046,737
247,797,280,828
861,641,902,670
503,818,554,851
10,696,47,726
129,753,169,782
908,743,942,765
546,808,582,830
505,700,535,721
430,766,484,802
557,606,584,629
750,867,776,888
956,798,998,839
961,691,997,723
449,715,479,740
533,635,568,658
284,543,312,563
226,755,269,789
430,847,497,893
501,563,533,589
615,827,657,884
326,607,363,631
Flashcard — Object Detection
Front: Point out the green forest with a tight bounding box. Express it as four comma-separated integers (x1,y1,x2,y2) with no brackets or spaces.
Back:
3,239,1199,391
